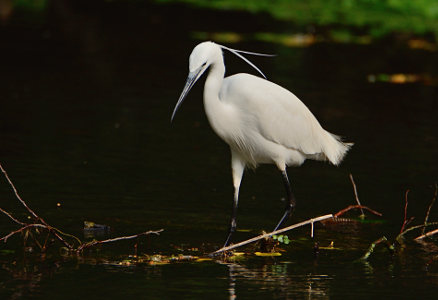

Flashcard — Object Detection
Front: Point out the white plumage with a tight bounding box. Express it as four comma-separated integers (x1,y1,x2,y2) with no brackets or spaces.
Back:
172,41,352,246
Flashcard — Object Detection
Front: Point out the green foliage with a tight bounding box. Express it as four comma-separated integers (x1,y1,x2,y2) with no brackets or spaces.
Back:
14,0,438,37
272,234,290,245
13,0,47,11
154,0,438,37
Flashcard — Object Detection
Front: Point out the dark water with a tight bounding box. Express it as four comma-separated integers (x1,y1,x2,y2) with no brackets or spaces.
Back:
1,1,438,299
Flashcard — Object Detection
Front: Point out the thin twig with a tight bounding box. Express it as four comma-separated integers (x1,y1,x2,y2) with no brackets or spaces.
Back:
334,205,383,218
396,222,438,244
422,183,437,235
0,223,49,243
0,163,40,220
0,207,27,226
0,163,74,249
76,229,164,252
415,228,438,241
0,163,163,253
349,174,364,217
211,214,333,255
42,232,51,250
51,227,82,246
400,189,413,234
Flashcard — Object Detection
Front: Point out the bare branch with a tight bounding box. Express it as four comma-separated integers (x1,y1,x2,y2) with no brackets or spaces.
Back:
415,228,438,241
0,223,48,243
76,229,164,252
0,207,27,226
0,163,40,220
396,222,438,244
211,214,333,255
0,163,73,249
334,205,383,218
0,163,163,253
349,174,364,216
422,183,437,235
400,189,412,234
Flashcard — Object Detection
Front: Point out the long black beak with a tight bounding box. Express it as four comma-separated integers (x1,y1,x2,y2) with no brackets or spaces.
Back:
171,66,204,122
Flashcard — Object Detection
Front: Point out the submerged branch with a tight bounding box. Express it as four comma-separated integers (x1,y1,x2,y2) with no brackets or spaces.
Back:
360,236,394,260
211,214,333,255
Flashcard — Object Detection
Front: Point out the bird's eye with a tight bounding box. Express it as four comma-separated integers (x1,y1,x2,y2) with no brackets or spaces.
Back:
202,62,207,67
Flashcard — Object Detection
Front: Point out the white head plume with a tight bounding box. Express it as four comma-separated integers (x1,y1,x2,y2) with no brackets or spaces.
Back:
218,43,275,79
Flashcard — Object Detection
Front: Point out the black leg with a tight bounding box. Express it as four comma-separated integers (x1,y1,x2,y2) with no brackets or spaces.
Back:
273,170,296,231
224,195,239,247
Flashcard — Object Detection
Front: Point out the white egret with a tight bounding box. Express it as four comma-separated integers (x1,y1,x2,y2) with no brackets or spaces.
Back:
172,41,352,246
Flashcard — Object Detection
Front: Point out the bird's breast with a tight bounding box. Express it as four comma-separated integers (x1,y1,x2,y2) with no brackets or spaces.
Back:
207,114,274,167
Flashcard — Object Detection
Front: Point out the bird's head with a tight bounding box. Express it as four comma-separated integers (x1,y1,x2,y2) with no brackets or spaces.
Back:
189,41,222,73
171,41,274,122
171,42,221,122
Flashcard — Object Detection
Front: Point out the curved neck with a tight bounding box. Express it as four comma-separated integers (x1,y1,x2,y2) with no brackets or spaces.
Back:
203,57,228,135
204,60,225,102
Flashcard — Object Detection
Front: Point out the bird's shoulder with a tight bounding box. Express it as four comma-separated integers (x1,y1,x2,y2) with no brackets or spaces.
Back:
221,73,307,112
221,73,326,155
223,73,278,93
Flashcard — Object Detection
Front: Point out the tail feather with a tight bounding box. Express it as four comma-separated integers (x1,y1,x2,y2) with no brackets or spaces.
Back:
322,132,353,166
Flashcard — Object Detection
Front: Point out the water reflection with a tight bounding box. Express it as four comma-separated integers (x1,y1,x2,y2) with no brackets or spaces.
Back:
2,245,438,299
224,261,331,299
1,255,60,299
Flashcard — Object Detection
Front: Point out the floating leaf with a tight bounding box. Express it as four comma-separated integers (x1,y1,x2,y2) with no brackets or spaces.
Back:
236,228,252,233
195,258,213,262
319,241,342,250
318,246,342,250
255,252,282,257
